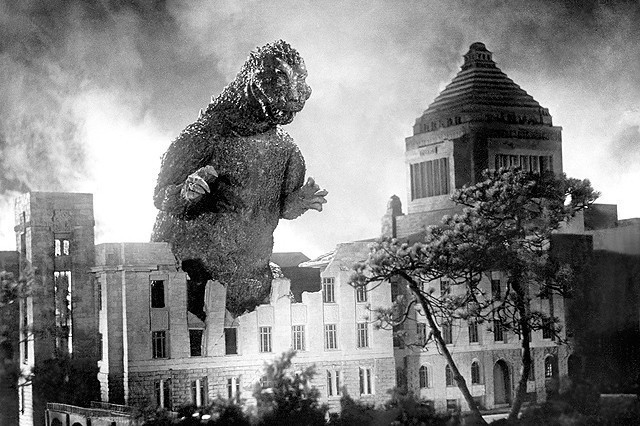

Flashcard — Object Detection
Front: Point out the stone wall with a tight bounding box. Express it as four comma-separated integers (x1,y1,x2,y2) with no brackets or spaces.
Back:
127,356,396,411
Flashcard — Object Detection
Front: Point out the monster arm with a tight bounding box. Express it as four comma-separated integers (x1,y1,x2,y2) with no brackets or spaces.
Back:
280,145,328,220
153,129,218,215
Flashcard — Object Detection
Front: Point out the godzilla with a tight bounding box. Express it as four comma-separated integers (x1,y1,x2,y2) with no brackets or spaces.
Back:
152,40,327,318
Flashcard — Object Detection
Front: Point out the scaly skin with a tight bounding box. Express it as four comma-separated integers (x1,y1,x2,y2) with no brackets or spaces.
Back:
151,40,327,317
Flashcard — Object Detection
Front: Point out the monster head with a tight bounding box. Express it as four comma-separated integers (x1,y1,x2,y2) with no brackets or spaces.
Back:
242,40,312,125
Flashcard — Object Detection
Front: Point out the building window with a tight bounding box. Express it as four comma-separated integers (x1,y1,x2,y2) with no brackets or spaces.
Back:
446,399,458,413
191,377,208,406
54,270,72,353
327,370,342,397
98,333,103,360
416,322,427,346
259,326,272,353
491,279,501,299
495,154,553,173
21,298,28,362
391,277,399,302
442,321,453,345
544,356,557,378
471,361,481,384
150,280,165,308
189,329,203,357
54,238,70,256
540,156,554,172
356,323,369,348
322,277,335,303
292,325,305,351
325,324,338,350
225,328,238,355
152,330,167,358
96,278,102,311
260,375,274,390
493,320,504,342
393,324,403,348
473,396,485,410
445,365,455,387
155,379,172,409
468,321,479,343
410,158,450,200
359,367,373,395
440,279,450,296
542,319,554,340
419,365,430,388
355,284,368,303
227,377,241,399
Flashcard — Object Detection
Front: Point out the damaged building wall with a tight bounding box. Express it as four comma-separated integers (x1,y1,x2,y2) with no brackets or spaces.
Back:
94,241,396,412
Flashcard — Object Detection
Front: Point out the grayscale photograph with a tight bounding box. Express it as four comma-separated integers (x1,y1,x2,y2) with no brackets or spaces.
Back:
0,1,639,425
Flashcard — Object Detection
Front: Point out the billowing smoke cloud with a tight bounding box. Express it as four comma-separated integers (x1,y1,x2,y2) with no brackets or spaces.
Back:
1,0,639,255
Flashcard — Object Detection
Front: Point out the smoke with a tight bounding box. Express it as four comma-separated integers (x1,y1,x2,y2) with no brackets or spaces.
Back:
0,0,216,245
1,0,639,253
610,125,640,167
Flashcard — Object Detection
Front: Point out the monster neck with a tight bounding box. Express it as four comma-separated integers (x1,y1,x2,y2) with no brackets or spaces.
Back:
204,79,276,137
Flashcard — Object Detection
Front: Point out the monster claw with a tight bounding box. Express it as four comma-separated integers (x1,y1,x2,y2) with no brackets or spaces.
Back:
309,203,323,212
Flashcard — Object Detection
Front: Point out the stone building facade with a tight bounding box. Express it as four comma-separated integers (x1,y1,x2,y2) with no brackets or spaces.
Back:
379,42,575,413
0,250,20,426
382,42,563,239
14,192,100,426
378,41,640,412
93,241,395,412
391,272,567,413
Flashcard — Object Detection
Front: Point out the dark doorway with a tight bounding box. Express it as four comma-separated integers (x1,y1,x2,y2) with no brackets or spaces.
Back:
568,354,582,379
493,360,511,405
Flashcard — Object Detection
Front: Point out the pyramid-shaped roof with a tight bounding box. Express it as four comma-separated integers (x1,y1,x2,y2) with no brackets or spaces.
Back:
423,42,542,115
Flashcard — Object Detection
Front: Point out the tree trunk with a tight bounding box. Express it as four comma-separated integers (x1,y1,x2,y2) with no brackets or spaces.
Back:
508,281,533,422
401,273,487,425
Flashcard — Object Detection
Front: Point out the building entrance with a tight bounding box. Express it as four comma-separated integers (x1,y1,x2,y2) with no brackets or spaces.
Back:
493,360,511,405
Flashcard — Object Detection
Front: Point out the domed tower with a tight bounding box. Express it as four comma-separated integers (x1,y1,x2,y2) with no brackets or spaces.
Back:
386,42,563,237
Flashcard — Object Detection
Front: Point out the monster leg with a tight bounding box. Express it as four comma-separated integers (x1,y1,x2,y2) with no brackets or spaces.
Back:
182,259,212,322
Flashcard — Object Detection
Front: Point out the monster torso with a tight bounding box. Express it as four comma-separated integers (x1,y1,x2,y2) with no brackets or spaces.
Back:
151,40,315,316
152,125,305,313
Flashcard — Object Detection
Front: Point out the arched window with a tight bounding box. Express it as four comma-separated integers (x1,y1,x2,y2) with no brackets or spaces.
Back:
471,361,481,384
544,356,557,378
445,365,455,387
419,365,430,388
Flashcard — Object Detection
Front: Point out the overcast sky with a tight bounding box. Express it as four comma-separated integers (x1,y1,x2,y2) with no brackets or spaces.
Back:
1,0,639,258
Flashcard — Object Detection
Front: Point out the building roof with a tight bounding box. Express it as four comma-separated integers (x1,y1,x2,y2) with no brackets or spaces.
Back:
422,42,543,115
298,250,336,268
270,252,310,268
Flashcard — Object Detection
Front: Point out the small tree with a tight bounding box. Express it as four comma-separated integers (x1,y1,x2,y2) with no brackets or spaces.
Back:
254,350,327,426
1,265,100,408
352,238,487,424
0,269,32,387
439,169,597,420
353,168,598,422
